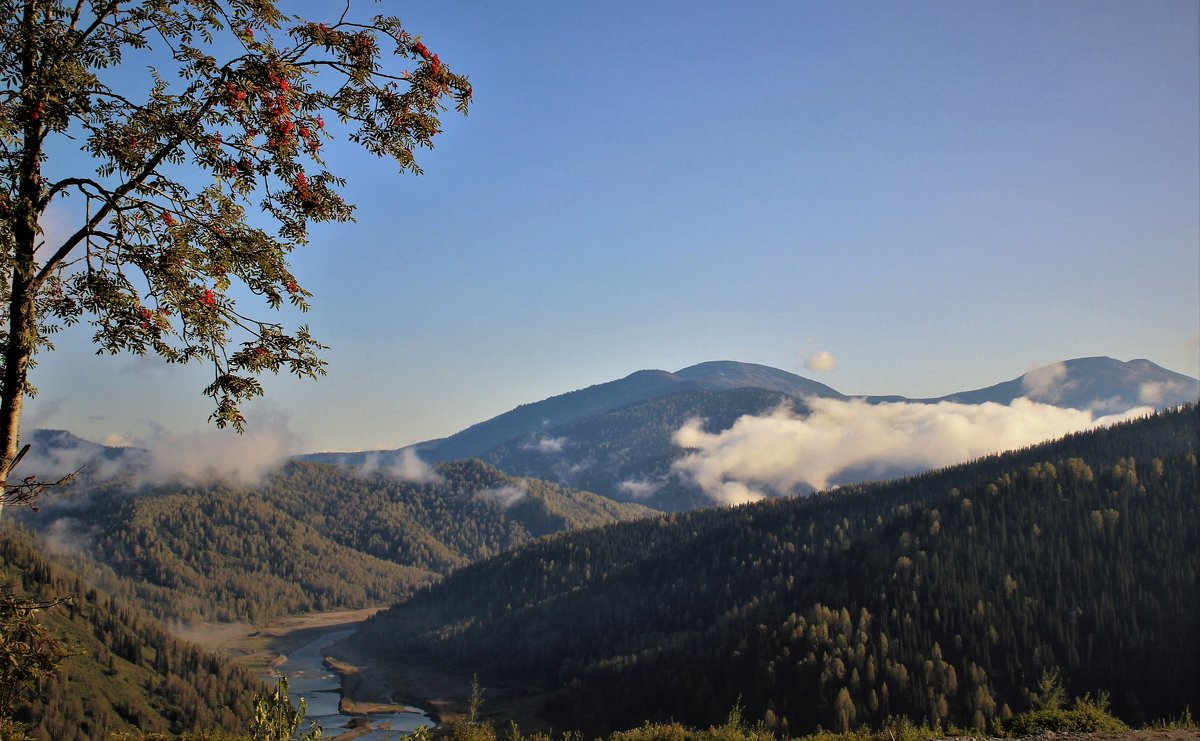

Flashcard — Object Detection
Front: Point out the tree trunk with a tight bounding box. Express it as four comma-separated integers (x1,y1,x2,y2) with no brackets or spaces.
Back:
2,1,45,513
1,24,44,510
0,221,38,514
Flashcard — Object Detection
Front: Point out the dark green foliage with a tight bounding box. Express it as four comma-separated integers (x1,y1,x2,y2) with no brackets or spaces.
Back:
608,703,776,741
1006,683,1128,735
246,677,321,741
20,459,650,624
0,585,68,720
0,528,261,740
352,406,1200,737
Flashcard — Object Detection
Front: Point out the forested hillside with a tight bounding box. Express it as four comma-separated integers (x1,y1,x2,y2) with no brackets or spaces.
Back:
19,459,651,623
0,528,261,741
350,406,1199,736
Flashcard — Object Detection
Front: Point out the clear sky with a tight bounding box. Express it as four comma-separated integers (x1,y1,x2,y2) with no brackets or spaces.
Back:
25,0,1200,454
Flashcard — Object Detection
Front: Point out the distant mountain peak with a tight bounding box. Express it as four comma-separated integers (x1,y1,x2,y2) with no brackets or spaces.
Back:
927,356,1198,412
675,360,845,399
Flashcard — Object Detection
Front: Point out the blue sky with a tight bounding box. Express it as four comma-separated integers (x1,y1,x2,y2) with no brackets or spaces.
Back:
26,0,1200,453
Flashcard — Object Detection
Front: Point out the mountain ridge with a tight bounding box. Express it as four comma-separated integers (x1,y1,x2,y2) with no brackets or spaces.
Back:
303,356,1198,509
312,356,1197,460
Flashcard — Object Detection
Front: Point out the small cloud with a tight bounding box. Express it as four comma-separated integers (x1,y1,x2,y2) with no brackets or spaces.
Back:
1021,361,1075,403
389,448,444,484
41,517,94,556
1087,396,1128,415
804,351,836,372
523,436,566,454
357,448,444,485
1138,380,1188,405
476,483,526,509
617,479,661,500
102,433,134,448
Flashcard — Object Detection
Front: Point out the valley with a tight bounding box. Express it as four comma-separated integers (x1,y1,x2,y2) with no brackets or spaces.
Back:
4,2,1197,738
2,358,1197,739
343,405,1199,736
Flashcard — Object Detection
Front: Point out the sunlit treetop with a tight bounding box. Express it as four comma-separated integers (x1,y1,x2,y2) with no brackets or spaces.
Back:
0,0,471,475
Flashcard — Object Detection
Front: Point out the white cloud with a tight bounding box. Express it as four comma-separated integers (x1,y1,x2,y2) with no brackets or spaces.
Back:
138,419,295,487
617,478,661,499
23,397,65,429
14,408,303,493
102,433,134,448
41,517,94,555
1087,396,1128,415
476,483,526,508
672,397,1152,505
804,351,837,372
388,448,444,484
357,447,444,485
523,436,566,454
10,435,130,487
1138,380,1189,405
1021,361,1074,403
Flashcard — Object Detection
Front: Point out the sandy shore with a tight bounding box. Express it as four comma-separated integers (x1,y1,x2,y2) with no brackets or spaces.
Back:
174,607,386,675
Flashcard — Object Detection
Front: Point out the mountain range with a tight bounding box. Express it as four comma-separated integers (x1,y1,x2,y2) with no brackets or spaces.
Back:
306,356,1199,510
4,356,1196,737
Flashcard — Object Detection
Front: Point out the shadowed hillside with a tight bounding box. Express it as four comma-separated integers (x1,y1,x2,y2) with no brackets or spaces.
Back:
0,527,262,741
349,406,1199,736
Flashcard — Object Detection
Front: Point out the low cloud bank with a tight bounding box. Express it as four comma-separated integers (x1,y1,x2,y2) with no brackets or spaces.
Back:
672,397,1152,506
13,409,301,492
139,421,295,487
12,437,132,486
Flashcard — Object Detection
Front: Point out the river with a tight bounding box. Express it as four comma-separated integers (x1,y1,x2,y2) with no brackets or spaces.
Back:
273,627,432,740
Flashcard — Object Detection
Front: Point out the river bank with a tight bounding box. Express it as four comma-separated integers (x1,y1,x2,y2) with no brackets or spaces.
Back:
175,609,434,738
175,608,554,734
173,607,386,674
325,633,555,734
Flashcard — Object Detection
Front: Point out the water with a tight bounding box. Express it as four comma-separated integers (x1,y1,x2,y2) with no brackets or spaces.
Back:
272,628,432,740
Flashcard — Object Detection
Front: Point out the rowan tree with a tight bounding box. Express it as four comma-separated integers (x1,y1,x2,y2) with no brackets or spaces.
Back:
0,0,471,497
